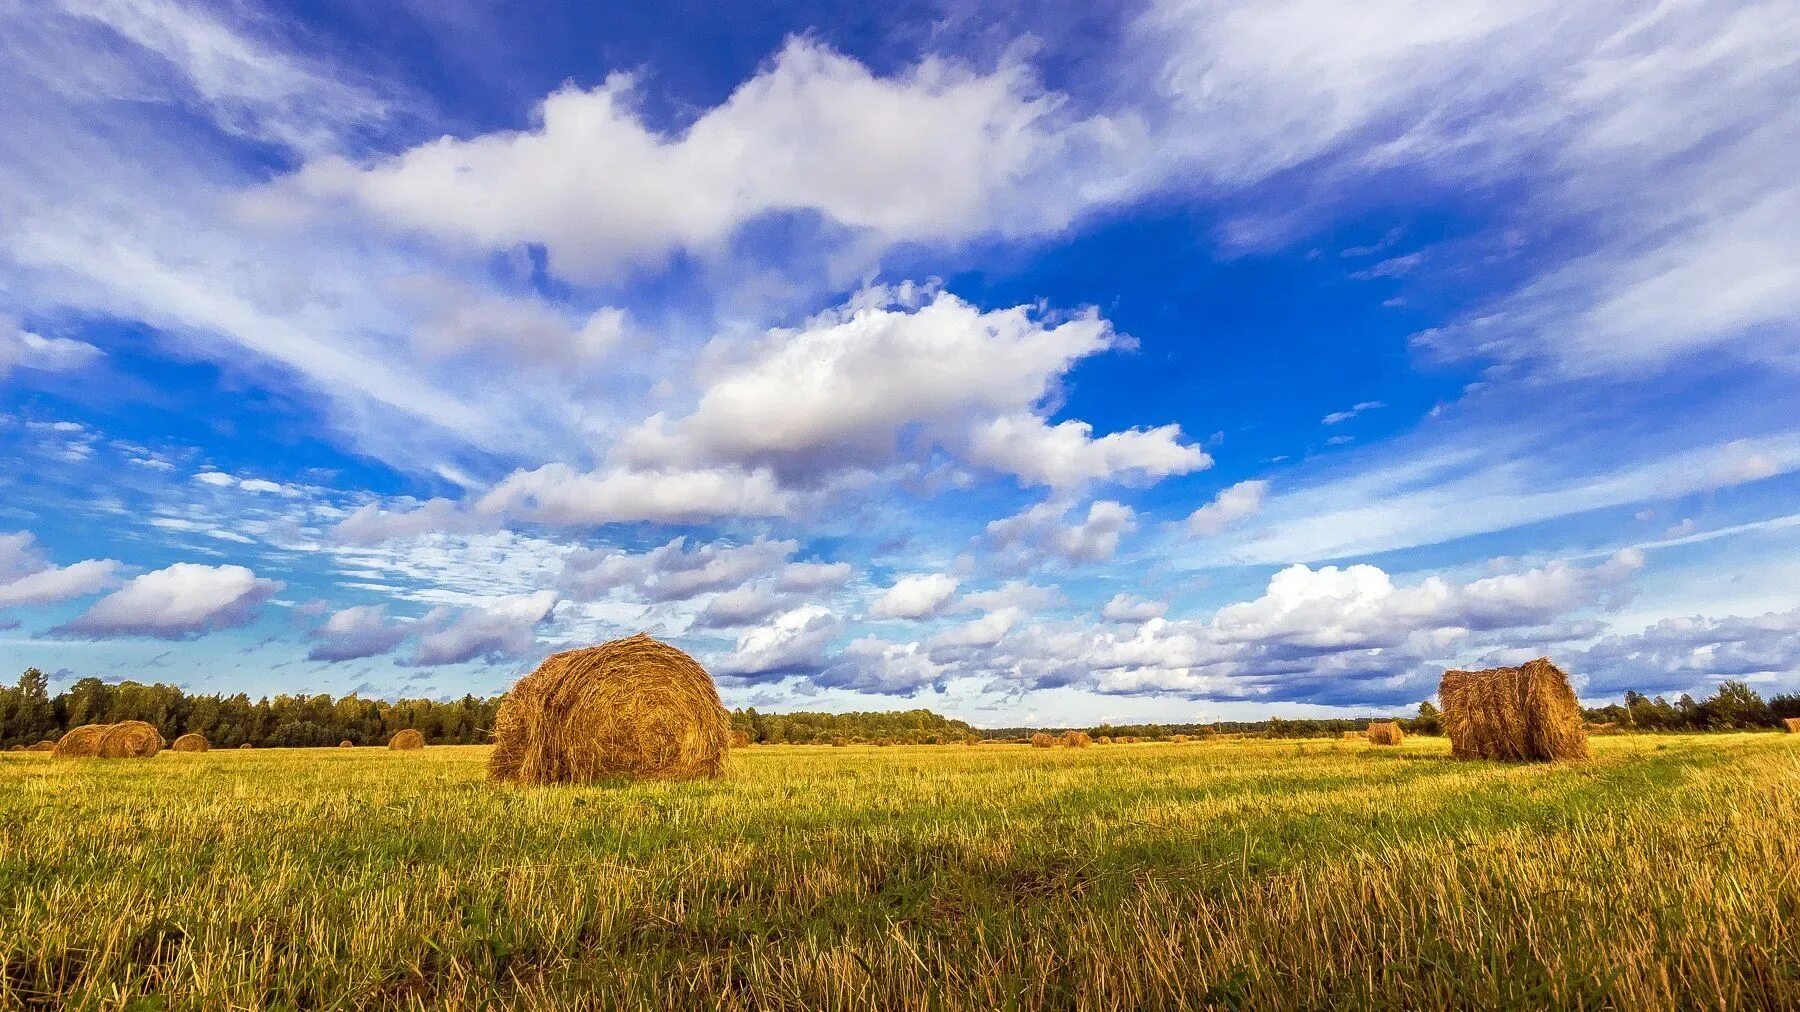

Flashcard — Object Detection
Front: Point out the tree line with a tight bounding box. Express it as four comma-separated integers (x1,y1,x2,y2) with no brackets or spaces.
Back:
2,670,1794,750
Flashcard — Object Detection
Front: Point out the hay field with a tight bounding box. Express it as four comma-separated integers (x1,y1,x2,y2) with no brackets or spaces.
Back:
2,735,1796,1009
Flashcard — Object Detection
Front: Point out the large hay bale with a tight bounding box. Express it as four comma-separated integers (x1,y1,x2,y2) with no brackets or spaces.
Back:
1365,721,1404,747
1782,717,1800,733
96,721,164,758
489,633,728,785
389,729,425,750
1062,730,1092,748
1440,657,1589,762
729,729,752,748
52,724,112,757
171,733,210,752
1029,732,1057,748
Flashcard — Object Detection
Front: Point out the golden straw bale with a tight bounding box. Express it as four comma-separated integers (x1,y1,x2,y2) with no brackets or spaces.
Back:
729,730,752,748
96,720,164,758
6,744,21,752
1365,721,1405,747
1062,730,1092,748
1171,734,1191,743
239,743,253,749
831,736,848,747
29,740,55,752
489,633,728,785
1585,721,1623,736
389,729,425,750
1342,730,1362,740
1095,735,1113,744
1029,732,1057,748
1440,657,1589,762
338,740,355,748
874,738,896,747
171,733,209,752
53,724,112,757
1782,717,1800,733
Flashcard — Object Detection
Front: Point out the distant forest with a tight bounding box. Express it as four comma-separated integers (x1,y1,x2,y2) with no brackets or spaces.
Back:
1,669,1796,749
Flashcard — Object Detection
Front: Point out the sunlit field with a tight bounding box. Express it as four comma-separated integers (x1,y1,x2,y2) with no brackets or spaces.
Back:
3,734,1796,1010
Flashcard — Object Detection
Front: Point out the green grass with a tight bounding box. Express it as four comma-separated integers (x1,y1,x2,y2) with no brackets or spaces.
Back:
2,734,1797,1010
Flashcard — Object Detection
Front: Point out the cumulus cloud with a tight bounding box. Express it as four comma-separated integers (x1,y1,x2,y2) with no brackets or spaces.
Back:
713,604,840,679
281,38,1124,279
54,563,283,639
1186,480,1268,536
818,636,945,694
1575,607,1800,695
560,536,796,602
965,415,1208,488
306,603,410,662
0,321,103,378
1102,593,1168,623
412,591,556,666
333,498,489,545
0,532,121,609
478,463,794,525
870,573,960,620
987,499,1136,563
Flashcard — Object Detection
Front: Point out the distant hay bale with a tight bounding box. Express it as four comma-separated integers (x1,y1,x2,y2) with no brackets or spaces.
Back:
29,740,55,752
831,736,847,747
339,740,355,748
1342,730,1362,740
1365,721,1405,747
1585,721,1623,736
96,720,164,758
1440,657,1589,762
6,744,21,752
1171,734,1191,744
489,633,728,785
389,729,425,750
53,724,112,757
729,730,752,748
1029,732,1057,748
239,743,253,749
171,733,210,752
874,737,896,747
1782,717,1800,733
1062,730,1092,748
1096,735,1113,745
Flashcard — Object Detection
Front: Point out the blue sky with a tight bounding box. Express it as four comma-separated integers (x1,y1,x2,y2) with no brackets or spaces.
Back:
2,0,1797,725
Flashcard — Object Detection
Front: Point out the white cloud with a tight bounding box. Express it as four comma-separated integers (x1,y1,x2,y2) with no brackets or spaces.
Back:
1102,593,1168,623
307,603,409,662
714,604,839,679
0,531,121,608
478,463,794,525
870,573,959,620
559,536,797,602
1322,401,1385,425
332,498,489,545
1186,479,1269,536
774,560,854,592
281,38,1124,279
54,562,282,638
965,414,1208,489
987,499,1136,563
0,320,103,378
412,590,556,666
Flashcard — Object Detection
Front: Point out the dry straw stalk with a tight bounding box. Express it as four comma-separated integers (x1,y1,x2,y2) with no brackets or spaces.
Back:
489,633,729,785
1440,657,1589,762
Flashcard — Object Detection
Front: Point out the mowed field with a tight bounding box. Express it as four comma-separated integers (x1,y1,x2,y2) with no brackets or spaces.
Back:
2,735,1797,1010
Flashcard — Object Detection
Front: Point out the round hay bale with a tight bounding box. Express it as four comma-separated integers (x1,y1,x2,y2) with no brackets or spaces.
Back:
1095,735,1113,745
1062,730,1092,748
389,729,425,751
874,737,896,747
1365,721,1404,747
1342,730,1362,740
96,720,164,758
1440,658,1588,762
489,633,728,785
239,743,253,749
6,744,22,752
29,740,56,752
171,733,210,752
1782,717,1800,734
729,729,752,748
831,736,848,747
53,724,112,757
1029,732,1057,748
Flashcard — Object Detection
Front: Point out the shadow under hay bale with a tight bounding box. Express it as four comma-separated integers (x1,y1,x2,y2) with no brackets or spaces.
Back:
1366,721,1404,746
1029,732,1056,748
489,633,728,785
97,721,164,758
1440,657,1589,762
171,733,209,752
1062,730,1092,748
389,729,425,750
53,724,111,757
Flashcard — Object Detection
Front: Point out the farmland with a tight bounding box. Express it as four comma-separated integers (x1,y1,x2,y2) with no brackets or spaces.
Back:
3,734,1797,1010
